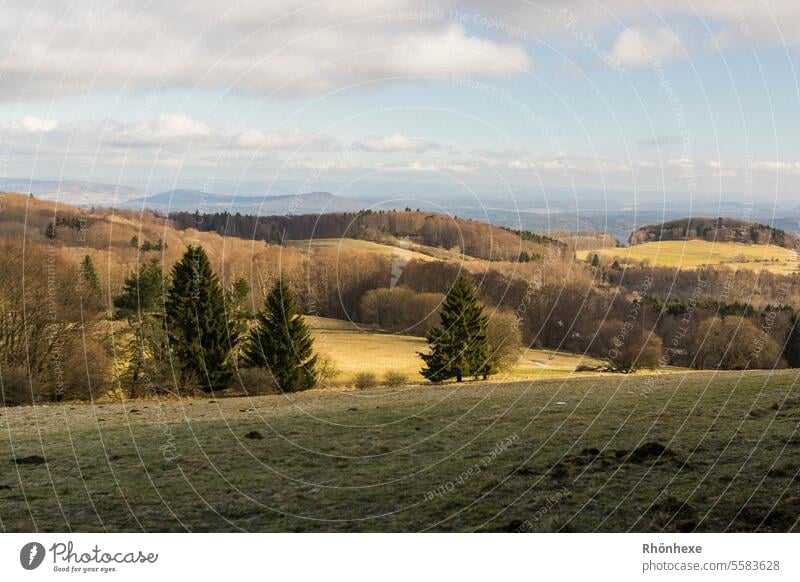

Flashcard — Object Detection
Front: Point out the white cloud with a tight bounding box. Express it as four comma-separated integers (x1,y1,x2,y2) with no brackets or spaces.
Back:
611,26,684,68
2,114,339,167
353,133,439,153
122,113,212,143
19,116,58,132
0,1,532,100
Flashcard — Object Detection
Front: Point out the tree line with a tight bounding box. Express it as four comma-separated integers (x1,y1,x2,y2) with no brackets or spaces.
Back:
170,209,565,262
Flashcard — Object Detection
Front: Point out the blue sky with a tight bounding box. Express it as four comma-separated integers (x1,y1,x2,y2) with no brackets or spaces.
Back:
1,0,799,204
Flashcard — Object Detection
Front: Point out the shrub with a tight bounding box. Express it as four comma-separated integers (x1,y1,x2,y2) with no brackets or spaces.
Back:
0,367,41,406
610,331,663,373
237,367,279,395
486,309,524,372
382,370,408,387
315,354,339,387
354,372,378,390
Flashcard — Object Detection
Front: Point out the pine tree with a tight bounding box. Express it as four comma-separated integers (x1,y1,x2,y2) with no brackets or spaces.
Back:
114,258,167,316
45,222,56,239
113,259,170,395
785,312,800,367
244,279,317,392
165,246,238,391
591,253,600,267
420,275,490,382
80,255,100,294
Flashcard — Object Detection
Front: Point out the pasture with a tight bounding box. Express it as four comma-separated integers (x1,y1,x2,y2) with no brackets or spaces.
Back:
578,240,799,274
2,369,798,532
306,316,604,384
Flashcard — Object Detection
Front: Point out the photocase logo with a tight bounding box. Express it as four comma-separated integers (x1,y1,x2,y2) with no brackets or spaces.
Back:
20,542,46,570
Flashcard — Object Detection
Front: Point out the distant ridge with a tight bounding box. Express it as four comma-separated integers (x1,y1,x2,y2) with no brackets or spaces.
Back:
629,217,799,249
122,189,364,214
0,178,145,205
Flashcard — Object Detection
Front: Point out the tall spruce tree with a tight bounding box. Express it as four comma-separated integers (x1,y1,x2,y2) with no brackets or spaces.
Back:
244,279,317,392
165,246,238,391
785,312,800,367
80,255,100,294
113,259,171,395
114,258,167,316
420,275,490,382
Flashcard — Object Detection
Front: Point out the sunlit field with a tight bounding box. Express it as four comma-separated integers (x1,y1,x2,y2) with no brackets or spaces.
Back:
286,238,439,261
578,240,799,273
306,316,605,384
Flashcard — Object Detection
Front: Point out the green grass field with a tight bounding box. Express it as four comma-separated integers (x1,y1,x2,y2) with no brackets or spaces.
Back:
2,369,798,532
578,240,799,274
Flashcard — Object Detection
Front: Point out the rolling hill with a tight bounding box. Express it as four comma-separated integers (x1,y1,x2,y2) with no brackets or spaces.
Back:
629,216,799,249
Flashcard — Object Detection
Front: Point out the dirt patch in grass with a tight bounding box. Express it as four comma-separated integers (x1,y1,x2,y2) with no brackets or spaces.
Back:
11,455,46,466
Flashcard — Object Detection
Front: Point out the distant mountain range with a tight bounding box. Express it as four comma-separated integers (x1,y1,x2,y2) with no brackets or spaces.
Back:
121,189,364,214
4,177,800,242
0,178,145,205
1,179,364,215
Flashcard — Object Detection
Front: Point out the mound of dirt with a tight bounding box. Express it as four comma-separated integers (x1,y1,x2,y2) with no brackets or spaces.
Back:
624,442,678,464
12,455,46,465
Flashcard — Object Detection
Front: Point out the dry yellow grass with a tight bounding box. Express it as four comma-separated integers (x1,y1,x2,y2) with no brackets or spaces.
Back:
287,238,438,262
306,316,606,385
578,239,799,274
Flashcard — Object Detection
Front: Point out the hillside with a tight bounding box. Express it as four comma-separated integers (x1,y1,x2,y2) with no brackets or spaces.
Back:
629,216,798,249
0,191,311,298
171,209,567,262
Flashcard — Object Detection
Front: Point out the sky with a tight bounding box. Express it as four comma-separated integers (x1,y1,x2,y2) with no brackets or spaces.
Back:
1,0,799,206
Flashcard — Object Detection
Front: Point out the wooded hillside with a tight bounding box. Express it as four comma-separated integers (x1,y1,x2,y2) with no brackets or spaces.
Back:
629,217,799,249
170,209,566,262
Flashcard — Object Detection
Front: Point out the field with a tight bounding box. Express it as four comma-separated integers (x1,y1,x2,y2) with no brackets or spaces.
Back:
286,238,439,261
306,316,604,384
578,240,799,274
2,369,799,532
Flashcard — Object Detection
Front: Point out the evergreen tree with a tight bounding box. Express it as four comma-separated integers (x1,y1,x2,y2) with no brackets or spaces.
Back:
165,246,238,391
114,258,167,316
113,259,170,395
420,275,490,382
45,222,56,239
244,279,317,392
785,313,800,368
591,253,600,267
80,255,100,294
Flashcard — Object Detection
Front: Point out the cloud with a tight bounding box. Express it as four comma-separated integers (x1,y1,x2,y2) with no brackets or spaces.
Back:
1,113,340,167
611,26,684,68
19,116,58,132
120,113,212,143
0,1,533,101
352,133,439,153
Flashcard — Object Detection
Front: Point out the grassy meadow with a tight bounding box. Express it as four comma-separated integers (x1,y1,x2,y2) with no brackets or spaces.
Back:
306,316,604,384
2,369,799,532
286,238,439,261
578,240,799,274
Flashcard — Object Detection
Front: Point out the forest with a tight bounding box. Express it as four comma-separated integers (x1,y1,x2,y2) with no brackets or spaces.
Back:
629,216,799,248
